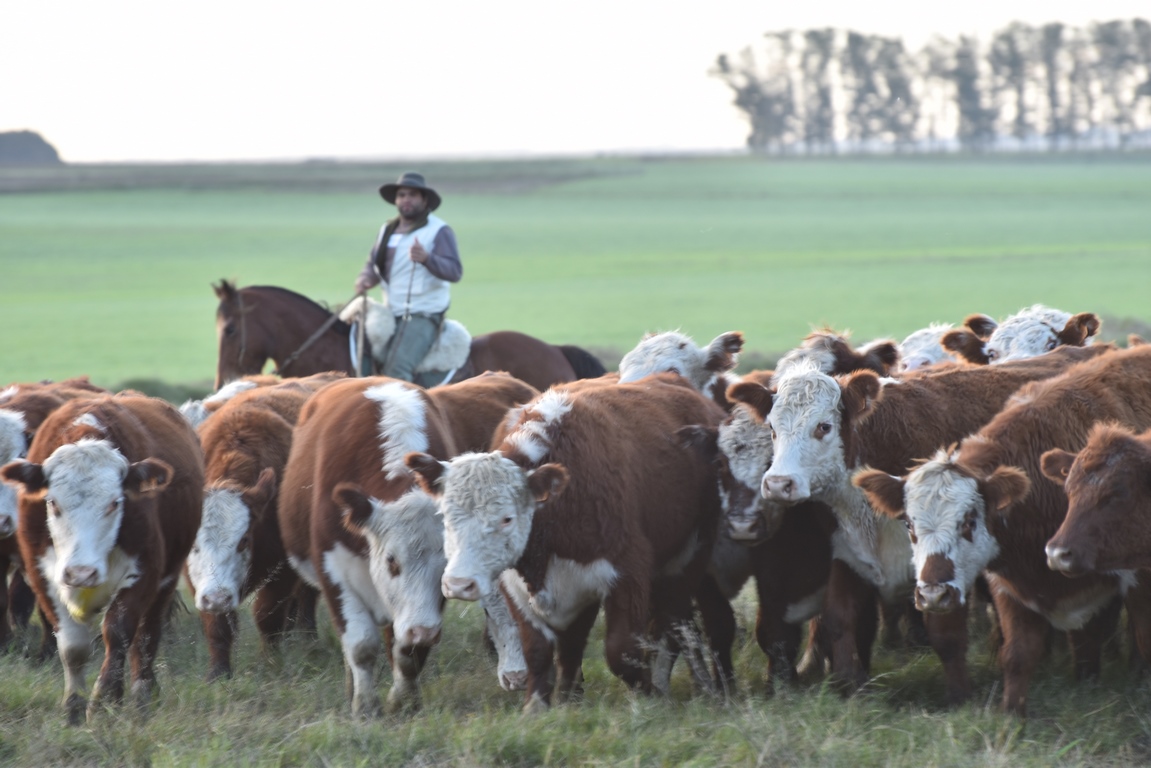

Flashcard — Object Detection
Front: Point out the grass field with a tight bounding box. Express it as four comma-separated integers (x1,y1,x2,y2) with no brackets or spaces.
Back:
2,154,1150,390
3,155,1151,766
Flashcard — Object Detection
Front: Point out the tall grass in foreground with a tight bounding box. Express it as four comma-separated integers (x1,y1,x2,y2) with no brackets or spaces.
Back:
2,585,1150,766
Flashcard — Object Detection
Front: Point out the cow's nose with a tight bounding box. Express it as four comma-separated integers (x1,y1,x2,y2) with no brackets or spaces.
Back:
727,515,760,541
1046,544,1075,573
501,669,528,691
442,576,480,601
63,565,100,588
199,589,236,614
915,584,957,613
762,474,799,502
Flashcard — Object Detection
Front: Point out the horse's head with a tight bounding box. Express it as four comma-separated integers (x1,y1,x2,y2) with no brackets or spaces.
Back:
213,280,266,389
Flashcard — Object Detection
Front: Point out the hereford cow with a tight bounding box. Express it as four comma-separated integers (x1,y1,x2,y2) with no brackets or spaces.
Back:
189,379,333,681
617,330,744,408
899,322,980,371
179,372,337,428
1042,423,1151,576
0,394,203,724
747,344,1113,702
942,305,1100,366
0,379,108,654
279,374,538,716
854,345,1151,714
408,373,726,712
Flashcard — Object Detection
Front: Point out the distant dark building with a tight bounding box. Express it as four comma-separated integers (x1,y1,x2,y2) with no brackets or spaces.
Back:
0,131,63,166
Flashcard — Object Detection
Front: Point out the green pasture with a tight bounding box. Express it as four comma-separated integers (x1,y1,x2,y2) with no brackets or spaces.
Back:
2,154,1150,391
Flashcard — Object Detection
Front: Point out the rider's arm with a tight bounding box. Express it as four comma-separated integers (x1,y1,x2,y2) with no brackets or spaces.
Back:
422,226,462,283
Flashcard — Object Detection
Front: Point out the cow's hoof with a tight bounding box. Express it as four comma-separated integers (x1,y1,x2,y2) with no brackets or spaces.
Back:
384,684,420,715
522,692,549,715
64,693,86,727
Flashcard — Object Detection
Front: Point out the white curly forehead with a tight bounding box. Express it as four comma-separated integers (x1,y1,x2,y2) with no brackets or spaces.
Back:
440,452,528,522
904,453,980,525
618,331,703,384
771,363,841,421
899,324,953,360
986,305,1074,361
0,410,28,462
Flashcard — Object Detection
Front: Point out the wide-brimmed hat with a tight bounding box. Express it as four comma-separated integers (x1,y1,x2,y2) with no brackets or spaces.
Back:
379,171,442,211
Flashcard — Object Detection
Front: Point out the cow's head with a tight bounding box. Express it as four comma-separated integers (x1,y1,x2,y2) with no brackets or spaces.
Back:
407,451,567,601
0,409,31,538
334,483,447,650
1,438,171,590
1041,423,1151,575
773,330,900,383
187,467,276,614
854,447,1028,612
983,306,1099,364
758,365,880,505
899,323,959,371
618,330,743,393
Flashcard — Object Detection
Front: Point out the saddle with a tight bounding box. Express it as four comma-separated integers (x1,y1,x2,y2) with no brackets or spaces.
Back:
339,296,471,380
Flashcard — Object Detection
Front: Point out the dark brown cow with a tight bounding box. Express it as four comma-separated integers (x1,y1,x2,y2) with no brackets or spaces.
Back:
0,379,109,655
279,374,539,716
746,343,1114,703
1042,423,1151,575
1,394,203,724
189,378,341,680
410,373,726,712
856,345,1151,714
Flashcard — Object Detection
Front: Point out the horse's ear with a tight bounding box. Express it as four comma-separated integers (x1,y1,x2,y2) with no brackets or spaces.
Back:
213,280,237,300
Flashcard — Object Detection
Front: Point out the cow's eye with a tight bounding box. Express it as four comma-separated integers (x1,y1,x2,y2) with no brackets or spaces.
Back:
106,497,122,516
815,423,832,439
46,497,60,517
770,428,777,441
986,348,999,362
1045,338,1058,351
386,554,401,577
501,515,514,527
903,517,917,544
960,511,977,541
238,533,252,552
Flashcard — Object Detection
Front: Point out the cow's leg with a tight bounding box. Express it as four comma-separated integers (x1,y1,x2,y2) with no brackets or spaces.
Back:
384,625,432,715
994,591,1048,716
555,603,599,704
485,583,527,691
53,606,90,726
1068,597,1120,681
796,617,830,679
1124,581,1151,671
129,583,179,716
336,595,382,718
515,601,557,714
754,578,792,690
823,559,876,692
695,575,736,692
0,553,11,651
88,596,145,721
202,610,238,681
602,575,652,693
253,577,294,646
924,605,970,705
288,582,319,636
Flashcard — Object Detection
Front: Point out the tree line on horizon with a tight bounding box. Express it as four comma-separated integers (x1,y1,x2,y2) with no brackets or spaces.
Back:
712,18,1151,154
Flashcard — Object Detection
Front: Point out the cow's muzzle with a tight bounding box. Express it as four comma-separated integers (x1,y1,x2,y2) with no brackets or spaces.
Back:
1045,543,1090,576
761,473,808,504
62,565,101,588
914,583,960,613
442,576,481,601
198,588,237,614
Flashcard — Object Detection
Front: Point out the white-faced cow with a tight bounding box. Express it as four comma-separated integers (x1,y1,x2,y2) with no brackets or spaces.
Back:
855,345,1151,714
618,330,744,408
278,374,538,716
942,305,1100,366
409,373,726,712
1,394,203,725
1042,422,1151,576
899,322,977,371
189,378,339,680
749,344,1113,702
0,379,108,655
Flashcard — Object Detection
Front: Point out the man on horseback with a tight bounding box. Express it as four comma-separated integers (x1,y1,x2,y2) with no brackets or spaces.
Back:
353,171,462,384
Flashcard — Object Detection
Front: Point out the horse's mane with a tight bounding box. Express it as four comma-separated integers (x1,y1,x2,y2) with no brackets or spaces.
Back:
242,285,351,336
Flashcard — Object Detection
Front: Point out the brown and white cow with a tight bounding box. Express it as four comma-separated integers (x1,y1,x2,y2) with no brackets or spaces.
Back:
1042,423,1151,576
855,345,1151,714
408,373,726,712
0,379,108,654
178,372,337,428
1,394,203,724
747,344,1113,701
617,330,744,408
942,305,1100,366
278,374,537,716
189,380,332,681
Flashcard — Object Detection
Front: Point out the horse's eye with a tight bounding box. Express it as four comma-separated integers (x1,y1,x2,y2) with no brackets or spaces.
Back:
223,323,237,337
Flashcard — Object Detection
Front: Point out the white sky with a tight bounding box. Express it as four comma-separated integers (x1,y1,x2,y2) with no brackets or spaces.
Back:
3,1,1147,163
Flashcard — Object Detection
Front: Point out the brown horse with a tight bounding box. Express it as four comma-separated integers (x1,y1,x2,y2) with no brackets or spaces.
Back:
212,280,606,391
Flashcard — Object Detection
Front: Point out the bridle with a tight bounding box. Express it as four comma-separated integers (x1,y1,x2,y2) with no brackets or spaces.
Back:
229,288,357,379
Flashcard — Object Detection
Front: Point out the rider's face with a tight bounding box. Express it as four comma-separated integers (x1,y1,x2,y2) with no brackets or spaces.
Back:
395,187,427,220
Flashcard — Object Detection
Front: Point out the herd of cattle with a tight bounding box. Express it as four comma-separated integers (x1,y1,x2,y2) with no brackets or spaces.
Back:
3,303,1150,724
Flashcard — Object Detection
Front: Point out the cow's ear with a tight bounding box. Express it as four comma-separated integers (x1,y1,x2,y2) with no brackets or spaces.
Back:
964,314,998,339
982,465,1031,513
941,329,990,364
243,467,278,520
1057,313,1100,347
726,382,773,421
0,460,47,493
841,371,882,423
1128,334,1147,348
705,332,744,373
405,452,447,496
1039,449,1077,486
125,459,173,498
677,425,719,462
859,340,901,376
957,436,1002,478
853,468,907,518
333,483,375,534
527,463,568,503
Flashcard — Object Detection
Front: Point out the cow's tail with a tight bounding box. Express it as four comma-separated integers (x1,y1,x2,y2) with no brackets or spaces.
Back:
559,345,608,379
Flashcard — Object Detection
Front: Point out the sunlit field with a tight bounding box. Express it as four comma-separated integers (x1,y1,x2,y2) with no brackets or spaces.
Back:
2,154,1150,390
